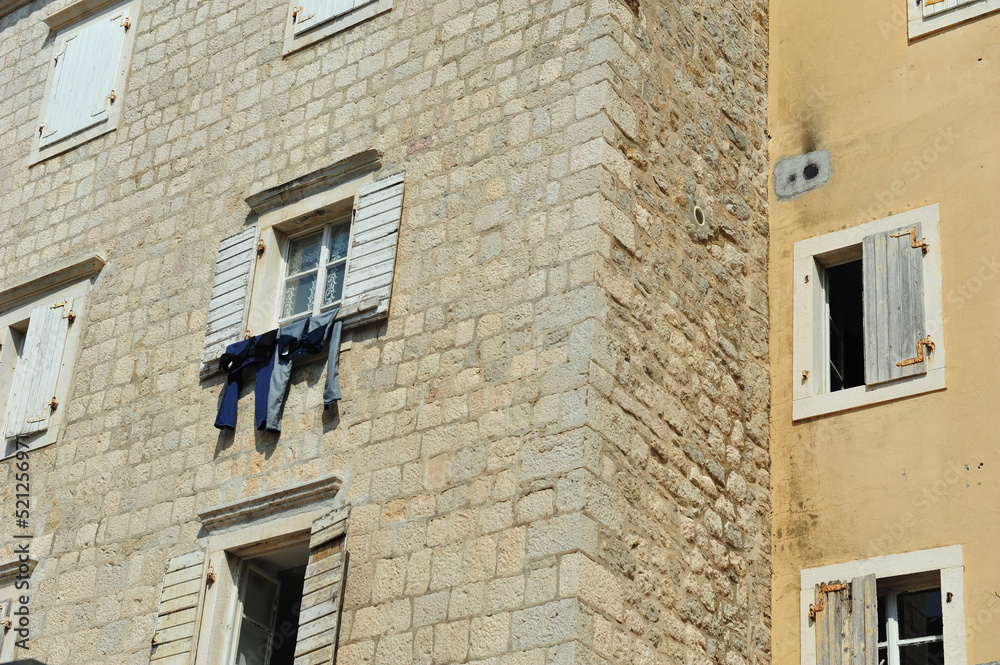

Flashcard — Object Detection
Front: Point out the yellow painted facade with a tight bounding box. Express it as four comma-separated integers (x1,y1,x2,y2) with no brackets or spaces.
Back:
769,0,1000,664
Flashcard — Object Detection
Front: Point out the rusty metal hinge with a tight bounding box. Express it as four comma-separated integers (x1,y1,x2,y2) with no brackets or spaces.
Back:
891,227,929,254
206,565,217,585
897,336,935,367
123,16,131,29
257,238,266,256
809,582,849,620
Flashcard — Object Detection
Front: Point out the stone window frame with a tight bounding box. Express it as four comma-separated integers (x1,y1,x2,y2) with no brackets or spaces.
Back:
791,204,945,420
908,0,1000,40
282,0,393,56
29,0,142,166
799,545,967,665
0,255,104,457
192,477,346,664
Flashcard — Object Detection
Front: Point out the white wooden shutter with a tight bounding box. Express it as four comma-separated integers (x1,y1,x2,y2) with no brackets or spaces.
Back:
150,550,208,664
40,9,130,148
863,223,928,385
2,299,73,440
294,506,350,665
340,172,405,322
923,0,978,18
292,0,376,35
201,227,259,370
815,575,877,665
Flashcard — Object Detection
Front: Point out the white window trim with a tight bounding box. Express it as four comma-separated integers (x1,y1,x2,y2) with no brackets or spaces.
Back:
908,0,1000,39
800,545,967,665
792,204,946,420
0,278,92,457
29,0,141,166
282,0,393,56
277,215,355,328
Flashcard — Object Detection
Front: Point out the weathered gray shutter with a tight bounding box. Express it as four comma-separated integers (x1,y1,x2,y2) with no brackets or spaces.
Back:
2,299,73,440
201,227,259,371
340,172,404,322
294,505,350,665
814,575,878,665
40,9,129,147
292,0,376,35
863,223,928,385
150,550,207,665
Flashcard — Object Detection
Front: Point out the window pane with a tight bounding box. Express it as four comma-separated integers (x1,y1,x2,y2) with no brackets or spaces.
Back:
322,262,346,306
286,232,323,275
826,259,865,391
242,569,279,625
877,595,887,644
234,616,271,665
326,222,351,262
898,589,943,639
282,273,317,319
878,647,888,665
899,640,944,665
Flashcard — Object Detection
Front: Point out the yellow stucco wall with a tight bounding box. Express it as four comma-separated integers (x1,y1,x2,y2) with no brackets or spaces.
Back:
768,1,1000,664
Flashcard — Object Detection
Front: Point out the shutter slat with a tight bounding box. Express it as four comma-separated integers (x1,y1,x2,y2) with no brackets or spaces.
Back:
40,11,127,147
293,0,370,35
151,551,206,664
201,227,258,369
340,173,404,322
292,507,350,665
863,224,926,385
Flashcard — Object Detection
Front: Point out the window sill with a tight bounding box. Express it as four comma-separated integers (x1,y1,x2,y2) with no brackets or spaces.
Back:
282,0,393,56
792,367,945,420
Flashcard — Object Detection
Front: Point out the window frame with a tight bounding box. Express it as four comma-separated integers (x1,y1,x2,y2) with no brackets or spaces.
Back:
277,215,356,328
30,0,141,165
792,204,946,420
879,579,945,665
0,277,92,457
908,0,1000,40
799,545,966,665
282,0,393,56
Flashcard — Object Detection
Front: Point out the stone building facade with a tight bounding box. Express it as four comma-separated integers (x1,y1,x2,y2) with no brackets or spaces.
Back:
0,0,769,663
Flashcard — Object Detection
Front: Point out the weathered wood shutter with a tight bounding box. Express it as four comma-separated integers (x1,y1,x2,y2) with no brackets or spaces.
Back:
2,299,73,440
150,550,208,665
814,575,878,665
201,227,259,371
294,506,350,665
863,223,928,385
340,172,405,322
40,9,129,147
292,0,376,35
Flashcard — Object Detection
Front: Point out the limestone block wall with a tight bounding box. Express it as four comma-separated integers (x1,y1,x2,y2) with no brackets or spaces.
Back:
0,0,769,663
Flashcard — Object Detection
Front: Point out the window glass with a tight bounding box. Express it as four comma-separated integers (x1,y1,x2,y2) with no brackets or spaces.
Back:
899,642,944,665
898,589,943,639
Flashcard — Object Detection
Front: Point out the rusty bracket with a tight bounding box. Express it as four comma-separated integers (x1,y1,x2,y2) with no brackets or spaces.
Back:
2,618,9,630
206,565,217,585
257,238,266,256
890,227,930,254
123,16,131,29
809,582,849,620
50,398,58,411
897,336,935,367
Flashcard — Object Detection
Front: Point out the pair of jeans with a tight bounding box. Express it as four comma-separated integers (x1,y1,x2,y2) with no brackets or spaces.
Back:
213,329,279,431
263,307,343,433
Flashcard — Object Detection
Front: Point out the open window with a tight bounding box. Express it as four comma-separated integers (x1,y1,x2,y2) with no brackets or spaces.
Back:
199,152,405,374
800,546,965,665
792,205,945,420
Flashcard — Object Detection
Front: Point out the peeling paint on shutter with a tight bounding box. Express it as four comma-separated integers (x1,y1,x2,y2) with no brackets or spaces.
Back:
292,0,377,35
40,9,129,148
2,299,73,440
815,575,877,665
294,505,350,665
150,550,208,665
201,227,259,371
863,223,927,385
340,172,404,323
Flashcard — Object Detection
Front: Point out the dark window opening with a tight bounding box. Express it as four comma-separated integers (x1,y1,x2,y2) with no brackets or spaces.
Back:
876,582,945,665
826,260,865,391
233,544,309,665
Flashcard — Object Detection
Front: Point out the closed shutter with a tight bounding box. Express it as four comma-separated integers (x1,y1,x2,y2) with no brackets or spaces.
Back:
292,0,376,35
2,299,73,440
923,0,978,18
815,575,877,665
863,223,928,385
294,505,350,665
150,550,208,664
40,9,130,148
340,172,405,322
201,227,259,371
